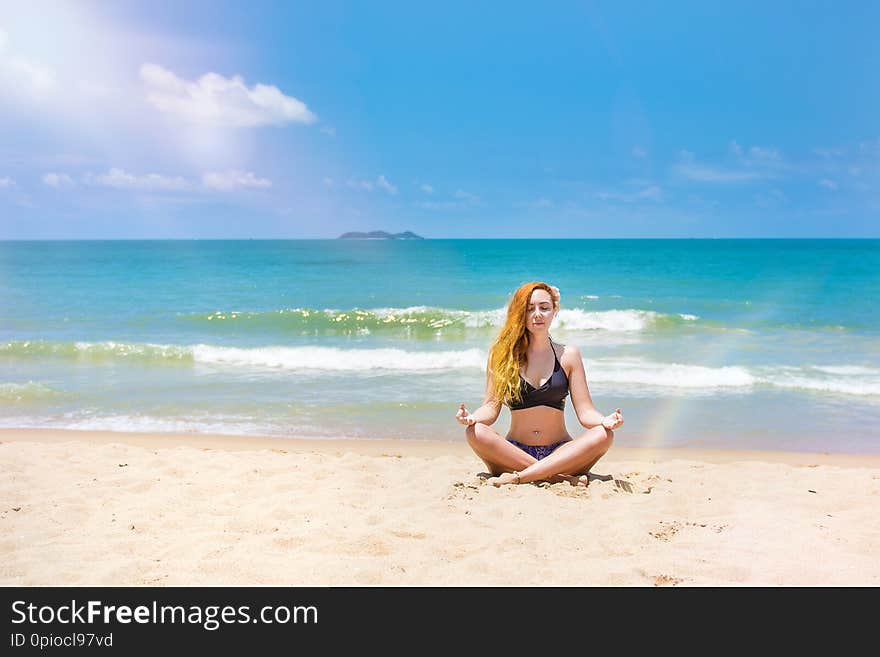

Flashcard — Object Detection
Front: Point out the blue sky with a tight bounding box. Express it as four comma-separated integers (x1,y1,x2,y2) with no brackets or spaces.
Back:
0,0,877,238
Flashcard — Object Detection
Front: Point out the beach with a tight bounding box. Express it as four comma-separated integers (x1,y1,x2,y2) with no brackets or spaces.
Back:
3,428,879,587
3,240,879,586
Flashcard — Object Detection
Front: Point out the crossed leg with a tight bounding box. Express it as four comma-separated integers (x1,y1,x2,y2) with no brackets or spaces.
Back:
465,422,538,475
465,422,612,486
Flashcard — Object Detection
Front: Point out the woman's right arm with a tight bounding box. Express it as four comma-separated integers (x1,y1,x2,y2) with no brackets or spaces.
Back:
458,357,503,425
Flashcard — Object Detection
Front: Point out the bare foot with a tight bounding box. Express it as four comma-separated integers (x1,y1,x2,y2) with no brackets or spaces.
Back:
487,472,520,487
557,474,590,487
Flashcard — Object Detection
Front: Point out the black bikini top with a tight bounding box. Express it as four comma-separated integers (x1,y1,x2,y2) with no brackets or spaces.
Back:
507,337,569,412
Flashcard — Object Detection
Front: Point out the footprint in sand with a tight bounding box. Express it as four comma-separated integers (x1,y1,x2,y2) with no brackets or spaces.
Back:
389,530,426,540
651,520,726,541
649,520,682,541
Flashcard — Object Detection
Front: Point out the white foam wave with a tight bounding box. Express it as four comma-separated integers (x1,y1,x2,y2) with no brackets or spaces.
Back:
0,414,361,440
0,414,253,436
764,376,880,396
587,358,755,388
345,305,505,328
555,309,654,331
0,381,62,401
812,365,879,376
585,360,880,396
760,365,880,396
192,304,700,334
71,341,191,359
192,345,486,371
358,305,696,332
462,308,507,328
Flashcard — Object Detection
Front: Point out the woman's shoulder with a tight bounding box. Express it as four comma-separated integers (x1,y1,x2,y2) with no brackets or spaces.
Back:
553,340,582,364
551,337,579,352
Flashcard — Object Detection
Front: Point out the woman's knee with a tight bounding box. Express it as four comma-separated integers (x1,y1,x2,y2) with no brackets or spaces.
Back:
601,428,614,449
586,425,613,449
464,422,480,443
465,422,492,446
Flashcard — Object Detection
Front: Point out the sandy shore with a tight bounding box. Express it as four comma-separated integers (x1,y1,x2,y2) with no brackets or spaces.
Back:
2,428,879,586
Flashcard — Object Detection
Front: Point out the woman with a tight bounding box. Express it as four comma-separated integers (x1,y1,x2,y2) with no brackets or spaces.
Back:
456,282,624,486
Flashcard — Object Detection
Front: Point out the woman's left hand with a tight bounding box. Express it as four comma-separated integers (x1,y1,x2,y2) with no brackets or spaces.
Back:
602,408,624,430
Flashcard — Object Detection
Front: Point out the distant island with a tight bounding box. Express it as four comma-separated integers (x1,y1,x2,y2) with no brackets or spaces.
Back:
338,230,424,240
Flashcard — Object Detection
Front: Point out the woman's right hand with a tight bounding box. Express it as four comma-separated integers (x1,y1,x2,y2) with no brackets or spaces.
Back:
456,403,476,426
601,408,624,430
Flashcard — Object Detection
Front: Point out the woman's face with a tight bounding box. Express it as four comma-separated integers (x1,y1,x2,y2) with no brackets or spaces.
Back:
525,289,555,333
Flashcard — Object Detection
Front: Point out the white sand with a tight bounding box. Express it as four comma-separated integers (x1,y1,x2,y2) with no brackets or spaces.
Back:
2,428,879,586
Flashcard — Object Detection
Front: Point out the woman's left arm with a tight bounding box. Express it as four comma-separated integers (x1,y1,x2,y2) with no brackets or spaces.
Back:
566,344,623,430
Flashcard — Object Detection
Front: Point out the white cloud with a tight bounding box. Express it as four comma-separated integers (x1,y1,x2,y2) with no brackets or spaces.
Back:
419,183,434,194
202,169,271,191
140,63,316,128
514,197,555,209
732,143,786,173
730,142,782,166
674,150,764,182
814,147,845,159
0,28,56,103
453,189,480,203
347,175,397,194
347,178,374,191
416,189,483,210
755,188,788,208
819,178,838,191
40,167,276,194
676,164,761,182
85,167,190,191
636,185,663,201
42,172,75,188
0,176,15,188
747,146,781,163
595,185,663,203
415,199,462,210
376,175,398,195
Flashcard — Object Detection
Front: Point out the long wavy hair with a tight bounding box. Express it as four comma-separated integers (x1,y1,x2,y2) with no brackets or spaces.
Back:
488,281,559,406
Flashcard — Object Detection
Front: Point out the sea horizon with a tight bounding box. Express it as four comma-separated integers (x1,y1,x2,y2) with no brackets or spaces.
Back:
2,237,878,241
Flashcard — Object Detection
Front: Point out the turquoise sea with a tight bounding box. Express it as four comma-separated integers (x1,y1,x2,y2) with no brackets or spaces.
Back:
1,239,878,453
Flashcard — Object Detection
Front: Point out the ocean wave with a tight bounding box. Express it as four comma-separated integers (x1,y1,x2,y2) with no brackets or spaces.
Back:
0,413,358,440
555,308,697,331
5,339,876,398
0,413,267,436
0,340,193,363
588,358,755,388
0,340,486,371
192,345,485,371
811,365,878,376
589,359,880,396
0,381,64,403
181,305,699,334
760,365,880,397
183,306,501,334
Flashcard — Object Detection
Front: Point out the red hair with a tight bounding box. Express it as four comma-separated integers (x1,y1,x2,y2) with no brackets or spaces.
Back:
487,282,559,406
